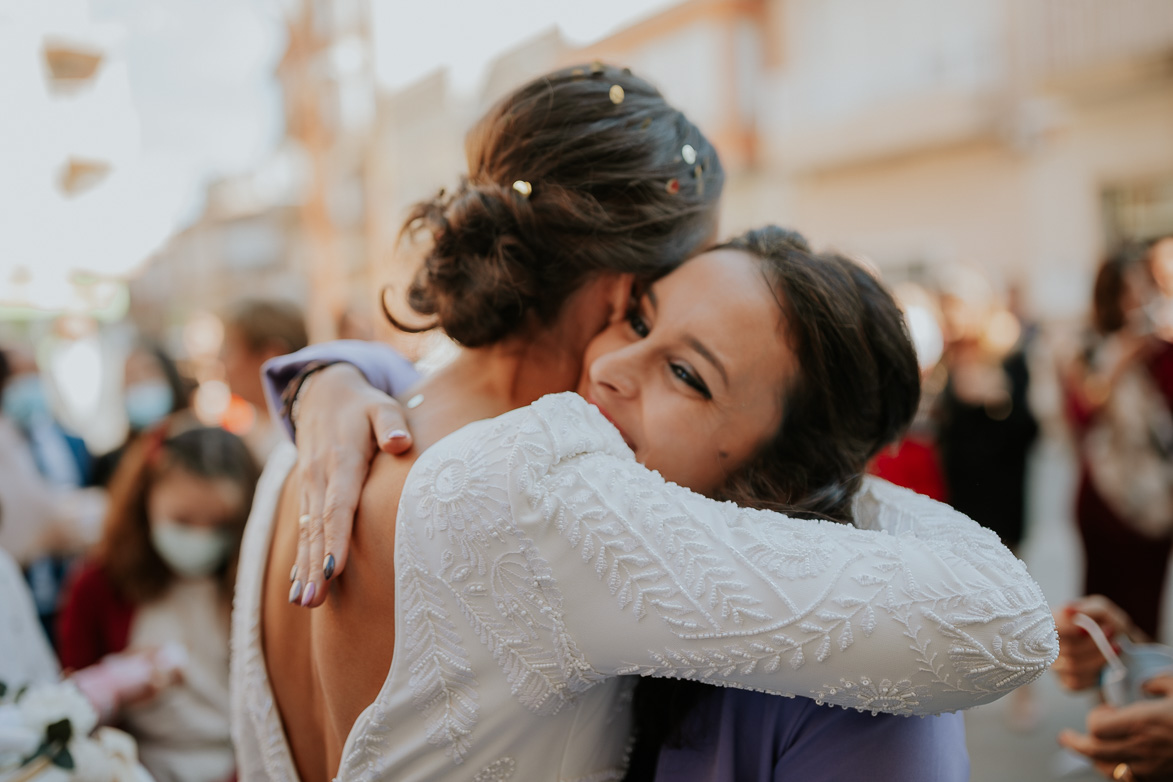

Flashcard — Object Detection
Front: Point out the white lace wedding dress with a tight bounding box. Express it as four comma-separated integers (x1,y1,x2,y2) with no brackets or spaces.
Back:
232,393,1057,782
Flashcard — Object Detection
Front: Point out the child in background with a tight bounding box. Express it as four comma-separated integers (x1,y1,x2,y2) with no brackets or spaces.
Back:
58,421,258,782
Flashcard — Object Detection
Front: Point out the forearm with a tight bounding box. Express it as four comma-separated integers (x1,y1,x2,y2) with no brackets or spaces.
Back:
551,466,1056,714
510,397,1058,714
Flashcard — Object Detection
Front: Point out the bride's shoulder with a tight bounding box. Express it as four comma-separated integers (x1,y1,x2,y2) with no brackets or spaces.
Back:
424,392,630,470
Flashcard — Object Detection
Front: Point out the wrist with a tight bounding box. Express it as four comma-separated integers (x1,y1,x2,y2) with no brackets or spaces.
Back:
283,360,344,435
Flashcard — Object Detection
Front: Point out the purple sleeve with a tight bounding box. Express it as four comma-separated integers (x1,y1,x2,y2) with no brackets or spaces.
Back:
651,689,969,782
261,340,422,442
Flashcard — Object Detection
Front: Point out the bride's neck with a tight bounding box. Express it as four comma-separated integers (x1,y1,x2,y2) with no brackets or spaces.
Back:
437,328,582,409
422,273,617,409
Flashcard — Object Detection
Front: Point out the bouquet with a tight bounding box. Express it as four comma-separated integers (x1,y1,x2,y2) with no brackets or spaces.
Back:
0,679,151,782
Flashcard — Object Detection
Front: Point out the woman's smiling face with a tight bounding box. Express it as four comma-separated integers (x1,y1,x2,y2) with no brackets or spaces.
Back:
578,248,798,496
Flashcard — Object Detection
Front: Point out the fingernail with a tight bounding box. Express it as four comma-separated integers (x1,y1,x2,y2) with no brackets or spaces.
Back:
289,580,303,604
1112,642,1122,654
323,554,336,581
290,564,298,582
300,581,317,607
386,429,409,441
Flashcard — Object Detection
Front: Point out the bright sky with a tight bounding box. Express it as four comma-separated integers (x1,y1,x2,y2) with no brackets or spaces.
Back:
96,0,678,209
0,0,672,311
373,0,676,91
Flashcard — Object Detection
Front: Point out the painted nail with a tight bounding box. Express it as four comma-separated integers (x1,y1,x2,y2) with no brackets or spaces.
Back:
288,580,303,604
289,564,298,582
300,581,317,607
323,554,336,581
386,429,409,441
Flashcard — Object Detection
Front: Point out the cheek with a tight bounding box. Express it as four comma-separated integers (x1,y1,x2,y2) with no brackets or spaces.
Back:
639,399,717,485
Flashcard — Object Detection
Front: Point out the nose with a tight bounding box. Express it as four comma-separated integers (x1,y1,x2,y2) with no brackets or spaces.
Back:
588,343,639,400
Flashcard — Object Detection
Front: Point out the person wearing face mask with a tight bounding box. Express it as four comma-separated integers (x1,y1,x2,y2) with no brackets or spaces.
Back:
57,420,258,782
91,343,194,489
123,344,189,432
0,349,107,653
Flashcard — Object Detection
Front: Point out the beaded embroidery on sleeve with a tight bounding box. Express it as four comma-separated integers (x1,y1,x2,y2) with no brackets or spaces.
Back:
389,392,1058,763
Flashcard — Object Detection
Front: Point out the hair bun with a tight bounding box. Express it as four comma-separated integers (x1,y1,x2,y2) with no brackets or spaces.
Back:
406,179,539,347
392,64,724,346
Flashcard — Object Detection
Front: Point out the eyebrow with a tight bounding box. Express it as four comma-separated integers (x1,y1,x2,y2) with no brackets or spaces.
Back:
647,284,730,388
686,335,729,388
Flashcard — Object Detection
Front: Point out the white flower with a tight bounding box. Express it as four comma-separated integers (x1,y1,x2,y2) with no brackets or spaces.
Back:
0,703,41,757
67,736,117,782
92,727,152,782
18,681,99,738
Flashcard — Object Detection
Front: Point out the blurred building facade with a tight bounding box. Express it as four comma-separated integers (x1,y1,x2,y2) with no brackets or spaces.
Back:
133,0,1173,339
131,0,378,344
572,0,1173,320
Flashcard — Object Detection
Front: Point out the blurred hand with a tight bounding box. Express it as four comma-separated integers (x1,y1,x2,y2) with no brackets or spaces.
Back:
1058,675,1173,781
292,363,413,608
71,643,188,720
1052,595,1140,692
1109,332,1160,383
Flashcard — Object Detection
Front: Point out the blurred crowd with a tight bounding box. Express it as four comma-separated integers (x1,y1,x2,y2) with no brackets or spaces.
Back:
1,298,306,782
2,238,1173,781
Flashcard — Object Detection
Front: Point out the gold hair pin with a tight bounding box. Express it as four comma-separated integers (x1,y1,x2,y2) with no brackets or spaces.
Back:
609,85,625,104
512,180,532,198
681,144,697,165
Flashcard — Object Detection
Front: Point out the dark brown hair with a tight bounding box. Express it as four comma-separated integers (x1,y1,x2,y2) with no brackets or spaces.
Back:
1091,243,1150,335
631,226,922,759
713,226,921,522
97,421,259,604
225,299,309,356
392,64,724,346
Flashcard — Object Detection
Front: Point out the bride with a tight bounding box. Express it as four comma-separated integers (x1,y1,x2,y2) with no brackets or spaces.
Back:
232,65,1057,782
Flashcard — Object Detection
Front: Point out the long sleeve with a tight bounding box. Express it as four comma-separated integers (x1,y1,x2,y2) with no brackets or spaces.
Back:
57,561,133,672
261,340,420,441
398,393,1057,724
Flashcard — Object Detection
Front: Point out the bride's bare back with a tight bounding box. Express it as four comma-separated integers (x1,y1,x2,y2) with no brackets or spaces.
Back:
261,379,519,781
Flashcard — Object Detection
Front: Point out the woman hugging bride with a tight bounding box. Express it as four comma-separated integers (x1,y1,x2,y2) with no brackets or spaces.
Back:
231,63,1057,782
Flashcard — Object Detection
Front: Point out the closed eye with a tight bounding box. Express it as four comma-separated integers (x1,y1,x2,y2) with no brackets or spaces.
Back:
671,363,711,399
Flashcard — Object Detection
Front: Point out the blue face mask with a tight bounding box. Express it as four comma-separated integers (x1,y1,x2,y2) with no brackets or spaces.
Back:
2,375,49,428
124,380,174,430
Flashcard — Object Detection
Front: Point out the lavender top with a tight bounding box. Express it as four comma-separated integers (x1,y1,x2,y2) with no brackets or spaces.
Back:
261,339,420,441
635,688,968,782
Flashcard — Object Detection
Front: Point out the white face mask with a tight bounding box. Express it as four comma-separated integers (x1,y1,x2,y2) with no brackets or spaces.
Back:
149,520,234,578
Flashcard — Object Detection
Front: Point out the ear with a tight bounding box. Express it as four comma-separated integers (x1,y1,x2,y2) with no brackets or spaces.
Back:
606,273,636,325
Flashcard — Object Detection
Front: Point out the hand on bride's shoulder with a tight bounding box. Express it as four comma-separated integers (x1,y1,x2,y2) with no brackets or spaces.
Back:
290,363,414,608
